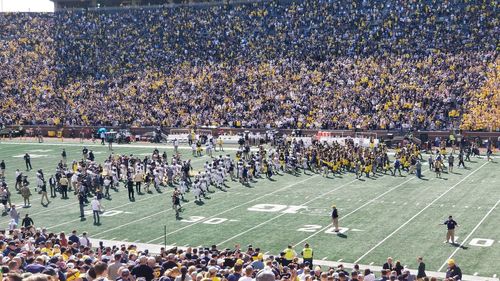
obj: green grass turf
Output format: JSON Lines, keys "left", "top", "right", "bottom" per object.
{"left": 0, "top": 139, "right": 499, "bottom": 278}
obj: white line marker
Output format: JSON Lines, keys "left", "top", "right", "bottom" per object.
{"left": 322, "top": 257, "right": 328, "bottom": 260}
{"left": 183, "top": 244, "right": 190, "bottom": 247}
{"left": 134, "top": 240, "right": 141, "bottom": 243}
{"left": 465, "top": 206, "right": 469, "bottom": 208}
{"left": 147, "top": 175, "right": 323, "bottom": 243}
{"left": 292, "top": 174, "right": 421, "bottom": 247}
{"left": 355, "top": 162, "right": 489, "bottom": 264}
{"left": 474, "top": 273, "right": 478, "bottom": 276}
{"left": 493, "top": 274, "right": 497, "bottom": 278}
{"left": 217, "top": 179, "right": 358, "bottom": 245}
{"left": 337, "top": 259, "right": 343, "bottom": 262}
{"left": 437, "top": 198, "right": 500, "bottom": 272}
{"left": 452, "top": 205, "right": 456, "bottom": 208}
{"left": 369, "top": 262, "right": 374, "bottom": 265}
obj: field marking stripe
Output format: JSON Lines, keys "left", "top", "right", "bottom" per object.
{"left": 214, "top": 178, "right": 358, "bottom": 245}
{"left": 92, "top": 192, "right": 233, "bottom": 238}
{"left": 96, "top": 174, "right": 320, "bottom": 240}
{"left": 145, "top": 174, "right": 322, "bottom": 243}
{"left": 437, "top": 198, "right": 500, "bottom": 272}
{"left": 354, "top": 161, "right": 489, "bottom": 263}
{"left": 292, "top": 172, "right": 420, "bottom": 247}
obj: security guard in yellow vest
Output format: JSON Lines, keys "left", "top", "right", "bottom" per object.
{"left": 283, "top": 244, "right": 296, "bottom": 266}
{"left": 301, "top": 243, "right": 313, "bottom": 268}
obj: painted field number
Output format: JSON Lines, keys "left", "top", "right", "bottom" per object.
{"left": 248, "top": 204, "right": 307, "bottom": 214}
{"left": 297, "top": 224, "right": 349, "bottom": 234}
{"left": 181, "top": 216, "right": 232, "bottom": 225}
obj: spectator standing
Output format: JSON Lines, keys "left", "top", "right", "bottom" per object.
{"left": 301, "top": 243, "right": 313, "bottom": 269}
{"left": 68, "top": 230, "right": 79, "bottom": 245}
{"left": 20, "top": 182, "right": 32, "bottom": 207}
{"left": 24, "top": 153, "right": 32, "bottom": 171}
{"left": 442, "top": 216, "right": 459, "bottom": 244}
{"left": 445, "top": 259, "right": 462, "bottom": 281}
{"left": 62, "top": 149, "right": 67, "bottom": 165}
{"left": 59, "top": 174, "right": 69, "bottom": 199}
{"left": 79, "top": 231, "right": 91, "bottom": 247}
{"left": 0, "top": 160, "right": 5, "bottom": 178}
{"left": 78, "top": 191, "right": 86, "bottom": 220}
{"left": 108, "top": 253, "right": 124, "bottom": 281}
{"left": 331, "top": 205, "right": 339, "bottom": 232}
{"left": 127, "top": 178, "right": 135, "bottom": 201}
{"left": 21, "top": 214, "right": 34, "bottom": 228}
{"left": 9, "top": 205, "right": 20, "bottom": 225}
{"left": 131, "top": 256, "right": 154, "bottom": 281}
{"left": 282, "top": 245, "right": 296, "bottom": 266}
{"left": 91, "top": 196, "right": 102, "bottom": 225}
{"left": 417, "top": 256, "right": 426, "bottom": 280}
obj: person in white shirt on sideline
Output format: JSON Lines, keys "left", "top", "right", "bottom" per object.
{"left": 91, "top": 196, "right": 103, "bottom": 225}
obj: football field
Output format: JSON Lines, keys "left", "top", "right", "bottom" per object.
{"left": 0, "top": 139, "right": 499, "bottom": 280}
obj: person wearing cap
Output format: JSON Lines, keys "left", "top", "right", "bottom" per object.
{"left": 331, "top": 205, "right": 339, "bottom": 232}
{"left": 256, "top": 269, "right": 275, "bottom": 281}
{"left": 20, "top": 182, "right": 32, "bottom": 207}
{"left": 117, "top": 268, "right": 133, "bottom": 281}
{"left": 59, "top": 174, "right": 69, "bottom": 199}
{"left": 251, "top": 253, "right": 265, "bottom": 270}
{"left": 445, "top": 259, "right": 462, "bottom": 281}
{"left": 24, "top": 153, "right": 32, "bottom": 171}
{"left": 300, "top": 243, "right": 313, "bottom": 269}
{"left": 282, "top": 245, "right": 296, "bottom": 267}
{"left": 441, "top": 215, "right": 459, "bottom": 244}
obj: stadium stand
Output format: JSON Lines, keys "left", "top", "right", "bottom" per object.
{"left": 0, "top": 227, "right": 466, "bottom": 281}
{"left": 0, "top": 0, "right": 498, "bottom": 131}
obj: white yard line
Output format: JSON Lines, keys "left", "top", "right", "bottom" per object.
{"left": 292, "top": 173, "right": 421, "bottom": 247}
{"left": 354, "top": 161, "right": 489, "bottom": 264}
{"left": 92, "top": 193, "right": 233, "bottom": 238}
{"left": 437, "top": 198, "right": 500, "bottom": 272}
{"left": 214, "top": 179, "right": 358, "bottom": 245}
{"left": 146, "top": 175, "right": 322, "bottom": 243}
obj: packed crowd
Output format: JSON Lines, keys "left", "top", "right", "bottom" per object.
{"left": 0, "top": 227, "right": 464, "bottom": 281}
{"left": 0, "top": 0, "right": 498, "bottom": 130}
